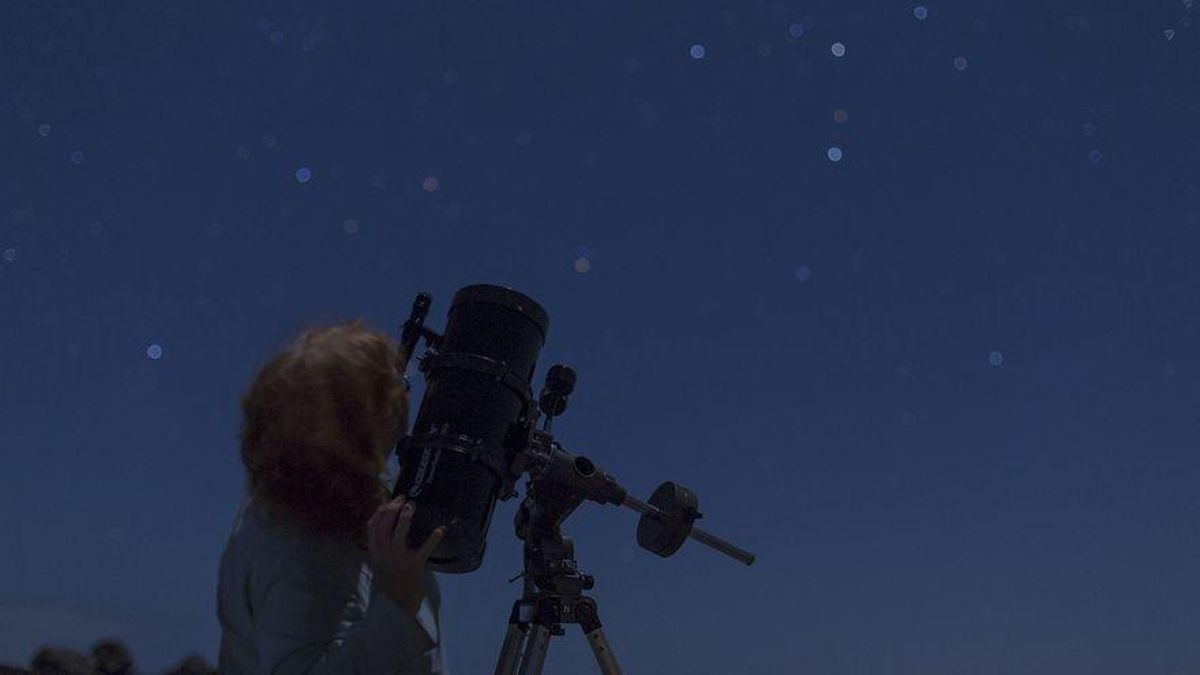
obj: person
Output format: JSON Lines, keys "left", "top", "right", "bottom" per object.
{"left": 217, "top": 320, "right": 449, "bottom": 674}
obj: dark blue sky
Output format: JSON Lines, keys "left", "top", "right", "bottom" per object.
{"left": 3, "top": 1, "right": 1199, "bottom": 672}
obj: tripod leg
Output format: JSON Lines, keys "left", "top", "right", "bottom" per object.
{"left": 517, "top": 624, "right": 553, "bottom": 675}
{"left": 494, "top": 604, "right": 530, "bottom": 675}
{"left": 583, "top": 628, "right": 622, "bottom": 675}
{"left": 578, "top": 598, "right": 622, "bottom": 675}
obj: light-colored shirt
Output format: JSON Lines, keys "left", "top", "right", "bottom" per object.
{"left": 216, "top": 496, "right": 448, "bottom": 674}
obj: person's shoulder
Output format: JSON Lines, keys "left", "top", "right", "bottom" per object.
{"left": 224, "top": 498, "right": 282, "bottom": 553}
{"left": 224, "top": 499, "right": 369, "bottom": 619}
{"left": 242, "top": 499, "right": 368, "bottom": 576}
{"left": 224, "top": 498, "right": 312, "bottom": 572}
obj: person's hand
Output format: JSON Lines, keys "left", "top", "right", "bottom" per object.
{"left": 367, "top": 496, "right": 445, "bottom": 614}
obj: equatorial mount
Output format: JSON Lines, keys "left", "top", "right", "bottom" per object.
{"left": 494, "top": 366, "right": 755, "bottom": 674}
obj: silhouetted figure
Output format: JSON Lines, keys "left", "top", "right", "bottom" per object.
{"left": 90, "top": 640, "right": 133, "bottom": 675}
{"left": 29, "top": 647, "right": 92, "bottom": 675}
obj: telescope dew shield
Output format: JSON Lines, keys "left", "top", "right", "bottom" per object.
{"left": 396, "top": 285, "right": 549, "bottom": 573}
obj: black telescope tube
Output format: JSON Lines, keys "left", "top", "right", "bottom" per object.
{"left": 395, "top": 285, "right": 549, "bottom": 573}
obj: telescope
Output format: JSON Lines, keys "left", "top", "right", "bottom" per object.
{"left": 391, "top": 284, "right": 755, "bottom": 674}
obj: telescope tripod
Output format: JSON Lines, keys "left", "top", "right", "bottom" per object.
{"left": 493, "top": 492, "right": 621, "bottom": 674}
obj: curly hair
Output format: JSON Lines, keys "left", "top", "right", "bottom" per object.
{"left": 239, "top": 319, "right": 408, "bottom": 537}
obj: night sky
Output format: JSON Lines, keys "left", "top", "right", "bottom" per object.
{"left": 3, "top": 1, "right": 1199, "bottom": 673}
